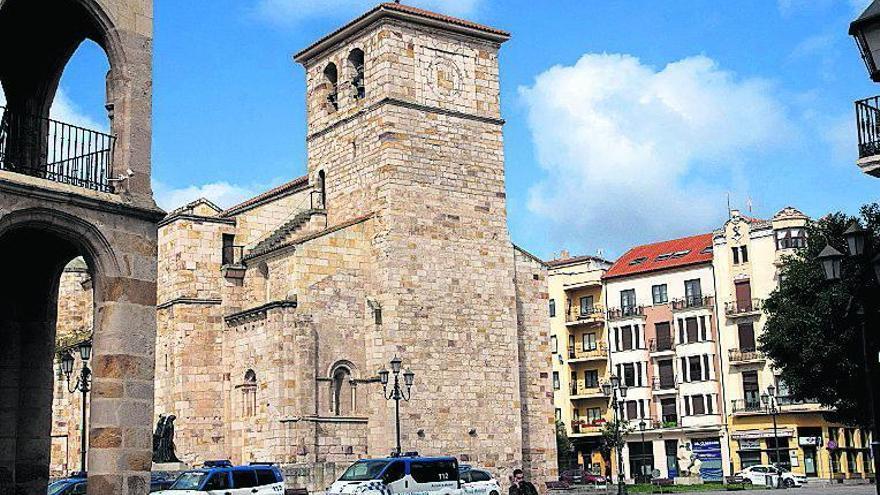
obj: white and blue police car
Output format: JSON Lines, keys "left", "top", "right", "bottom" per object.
{"left": 153, "top": 460, "right": 284, "bottom": 495}
{"left": 327, "top": 454, "right": 465, "bottom": 495}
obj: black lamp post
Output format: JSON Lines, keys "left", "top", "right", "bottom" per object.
{"left": 601, "top": 375, "right": 628, "bottom": 495}
{"left": 378, "top": 356, "right": 415, "bottom": 457}
{"left": 638, "top": 419, "right": 647, "bottom": 484}
{"left": 761, "top": 385, "right": 781, "bottom": 468}
{"left": 817, "top": 221, "right": 880, "bottom": 495}
{"left": 850, "top": 1, "right": 880, "bottom": 82}
{"left": 59, "top": 340, "right": 92, "bottom": 473}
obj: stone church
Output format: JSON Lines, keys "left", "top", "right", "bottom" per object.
{"left": 52, "top": 2, "right": 557, "bottom": 491}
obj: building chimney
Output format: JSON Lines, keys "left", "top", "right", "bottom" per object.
{"left": 560, "top": 249, "right": 570, "bottom": 260}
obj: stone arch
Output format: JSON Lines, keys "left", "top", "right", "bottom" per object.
{"left": 347, "top": 48, "right": 365, "bottom": 100}
{"left": 323, "top": 62, "right": 339, "bottom": 111}
{"left": 328, "top": 360, "right": 357, "bottom": 416}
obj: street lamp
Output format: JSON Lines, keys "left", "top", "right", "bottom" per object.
{"left": 378, "top": 356, "right": 414, "bottom": 457}
{"left": 603, "top": 376, "right": 628, "bottom": 495}
{"left": 59, "top": 340, "right": 93, "bottom": 473}
{"left": 638, "top": 420, "right": 647, "bottom": 484}
{"left": 818, "top": 229, "right": 880, "bottom": 495}
{"left": 761, "top": 386, "right": 781, "bottom": 469}
{"left": 850, "top": 1, "right": 880, "bottom": 82}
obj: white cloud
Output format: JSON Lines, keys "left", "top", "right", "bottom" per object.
{"left": 255, "top": 0, "right": 483, "bottom": 25}
{"left": 0, "top": 87, "right": 106, "bottom": 131}
{"left": 153, "top": 179, "right": 286, "bottom": 212}
{"left": 519, "top": 54, "right": 793, "bottom": 252}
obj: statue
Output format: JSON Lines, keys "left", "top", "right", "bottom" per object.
{"left": 676, "top": 443, "right": 703, "bottom": 479}
{"left": 152, "top": 414, "right": 181, "bottom": 463}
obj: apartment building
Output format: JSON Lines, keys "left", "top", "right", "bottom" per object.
{"left": 715, "top": 208, "right": 875, "bottom": 481}
{"left": 602, "top": 234, "right": 728, "bottom": 482}
{"left": 547, "top": 253, "right": 613, "bottom": 475}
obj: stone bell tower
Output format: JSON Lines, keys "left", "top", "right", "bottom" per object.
{"left": 295, "top": 2, "right": 555, "bottom": 483}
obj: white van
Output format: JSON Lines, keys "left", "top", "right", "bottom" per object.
{"left": 327, "top": 455, "right": 461, "bottom": 495}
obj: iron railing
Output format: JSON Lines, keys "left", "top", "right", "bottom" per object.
{"left": 856, "top": 95, "right": 880, "bottom": 158}
{"left": 565, "top": 305, "right": 605, "bottom": 324}
{"left": 725, "top": 299, "right": 763, "bottom": 316}
{"left": 671, "top": 294, "right": 715, "bottom": 311}
{"left": 651, "top": 377, "right": 677, "bottom": 391}
{"left": 570, "top": 382, "right": 604, "bottom": 397}
{"left": 567, "top": 342, "right": 608, "bottom": 361}
{"left": 0, "top": 106, "right": 115, "bottom": 192}
{"left": 222, "top": 245, "right": 245, "bottom": 266}
{"left": 730, "top": 396, "right": 808, "bottom": 413}
{"left": 649, "top": 337, "right": 675, "bottom": 353}
{"left": 728, "top": 348, "right": 764, "bottom": 363}
{"left": 607, "top": 305, "right": 645, "bottom": 320}
{"left": 653, "top": 415, "right": 680, "bottom": 429}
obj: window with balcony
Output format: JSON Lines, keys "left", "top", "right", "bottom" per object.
{"left": 585, "top": 369, "right": 599, "bottom": 389}
{"left": 620, "top": 289, "right": 636, "bottom": 314}
{"left": 222, "top": 234, "right": 236, "bottom": 265}
{"left": 689, "top": 356, "right": 703, "bottom": 381}
{"left": 625, "top": 400, "right": 638, "bottom": 420}
{"left": 549, "top": 299, "right": 556, "bottom": 317}
{"left": 553, "top": 371, "right": 560, "bottom": 390}
{"left": 658, "top": 360, "right": 675, "bottom": 388}
{"left": 652, "top": 284, "right": 668, "bottom": 304}
{"left": 654, "top": 322, "right": 673, "bottom": 350}
{"left": 586, "top": 407, "right": 601, "bottom": 422}
{"left": 692, "top": 395, "right": 705, "bottom": 415}
{"left": 620, "top": 325, "right": 633, "bottom": 351}
{"left": 579, "top": 295, "right": 594, "bottom": 315}
{"left": 661, "top": 398, "right": 677, "bottom": 424}
{"left": 776, "top": 228, "right": 807, "bottom": 250}
{"left": 738, "top": 323, "right": 756, "bottom": 352}
{"left": 622, "top": 363, "right": 636, "bottom": 387}
{"left": 582, "top": 332, "right": 597, "bottom": 351}
{"left": 684, "top": 279, "right": 702, "bottom": 305}
{"left": 743, "top": 371, "right": 760, "bottom": 407}
{"left": 570, "top": 371, "right": 578, "bottom": 394}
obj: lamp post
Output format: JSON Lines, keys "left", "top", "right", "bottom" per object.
{"left": 602, "top": 375, "right": 628, "bottom": 495}
{"left": 761, "top": 385, "right": 781, "bottom": 469}
{"left": 850, "top": 1, "right": 880, "bottom": 82}
{"left": 378, "top": 356, "right": 415, "bottom": 457}
{"left": 638, "top": 419, "right": 647, "bottom": 484}
{"left": 59, "top": 340, "right": 92, "bottom": 473}
{"left": 817, "top": 221, "right": 880, "bottom": 495}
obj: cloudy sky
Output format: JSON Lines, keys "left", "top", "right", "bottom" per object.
{"left": 5, "top": 0, "right": 877, "bottom": 259}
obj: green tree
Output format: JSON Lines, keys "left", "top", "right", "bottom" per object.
{"left": 556, "top": 419, "right": 575, "bottom": 471}
{"left": 600, "top": 417, "right": 632, "bottom": 457}
{"left": 760, "top": 203, "right": 880, "bottom": 428}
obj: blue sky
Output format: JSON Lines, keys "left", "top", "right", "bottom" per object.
{"left": 8, "top": 0, "right": 879, "bottom": 260}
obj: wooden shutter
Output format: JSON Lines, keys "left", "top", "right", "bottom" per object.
{"left": 738, "top": 323, "right": 756, "bottom": 351}
{"left": 735, "top": 280, "right": 752, "bottom": 311}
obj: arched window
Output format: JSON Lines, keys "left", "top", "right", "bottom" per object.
{"left": 348, "top": 49, "right": 365, "bottom": 100}
{"left": 317, "top": 170, "right": 326, "bottom": 209}
{"left": 323, "top": 63, "right": 338, "bottom": 111}
{"left": 331, "top": 364, "right": 353, "bottom": 416}
{"left": 242, "top": 369, "right": 257, "bottom": 417}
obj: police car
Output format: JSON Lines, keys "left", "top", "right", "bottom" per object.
{"left": 153, "top": 461, "right": 284, "bottom": 494}
{"left": 327, "top": 454, "right": 463, "bottom": 495}
{"left": 459, "top": 466, "right": 501, "bottom": 495}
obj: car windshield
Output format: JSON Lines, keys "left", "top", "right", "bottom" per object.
{"left": 48, "top": 481, "right": 74, "bottom": 495}
{"left": 168, "top": 471, "right": 209, "bottom": 490}
{"left": 339, "top": 460, "right": 391, "bottom": 481}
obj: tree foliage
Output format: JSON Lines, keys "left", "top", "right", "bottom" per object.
{"left": 601, "top": 417, "right": 632, "bottom": 453}
{"left": 760, "top": 203, "right": 880, "bottom": 428}
{"left": 556, "top": 419, "right": 575, "bottom": 470}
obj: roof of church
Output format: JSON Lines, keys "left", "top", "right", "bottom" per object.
{"left": 603, "top": 233, "right": 714, "bottom": 280}
{"left": 294, "top": 2, "right": 510, "bottom": 64}
{"left": 220, "top": 175, "right": 309, "bottom": 217}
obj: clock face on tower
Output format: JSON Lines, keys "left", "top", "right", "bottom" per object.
{"left": 426, "top": 56, "right": 463, "bottom": 99}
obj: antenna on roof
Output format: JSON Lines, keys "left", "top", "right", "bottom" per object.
{"left": 747, "top": 196, "right": 753, "bottom": 214}
{"left": 726, "top": 192, "right": 732, "bottom": 219}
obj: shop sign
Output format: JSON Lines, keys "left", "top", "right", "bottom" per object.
{"left": 798, "top": 436, "right": 822, "bottom": 446}
{"left": 739, "top": 438, "right": 761, "bottom": 450}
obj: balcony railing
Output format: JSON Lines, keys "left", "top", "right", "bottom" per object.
{"left": 671, "top": 295, "right": 714, "bottom": 311}
{"left": 651, "top": 377, "right": 677, "bottom": 391}
{"left": 571, "top": 418, "right": 607, "bottom": 434}
{"left": 730, "top": 396, "right": 808, "bottom": 413}
{"left": 222, "top": 245, "right": 245, "bottom": 266}
{"left": 570, "top": 382, "right": 604, "bottom": 397}
{"left": 565, "top": 305, "right": 605, "bottom": 324}
{"left": 568, "top": 342, "right": 608, "bottom": 361}
{"left": 856, "top": 96, "right": 880, "bottom": 159}
{"left": 652, "top": 415, "right": 680, "bottom": 429}
{"left": 725, "top": 299, "right": 763, "bottom": 316}
{"left": 649, "top": 337, "right": 675, "bottom": 353}
{"left": 607, "top": 305, "right": 645, "bottom": 320}
{"left": 0, "top": 106, "right": 116, "bottom": 192}
{"left": 728, "top": 348, "right": 764, "bottom": 363}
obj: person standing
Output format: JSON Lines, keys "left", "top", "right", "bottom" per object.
{"left": 509, "top": 469, "right": 538, "bottom": 495}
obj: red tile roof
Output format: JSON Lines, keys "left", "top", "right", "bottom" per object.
{"left": 221, "top": 175, "right": 309, "bottom": 217}
{"left": 603, "top": 233, "right": 714, "bottom": 280}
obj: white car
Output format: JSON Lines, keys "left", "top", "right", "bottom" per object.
{"left": 153, "top": 461, "right": 285, "bottom": 494}
{"left": 327, "top": 455, "right": 461, "bottom": 495}
{"left": 460, "top": 469, "right": 501, "bottom": 495}
{"left": 737, "top": 465, "right": 807, "bottom": 488}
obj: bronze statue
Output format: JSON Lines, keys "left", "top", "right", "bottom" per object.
{"left": 152, "top": 414, "right": 181, "bottom": 463}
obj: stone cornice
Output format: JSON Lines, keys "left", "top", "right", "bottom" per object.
{"left": 307, "top": 97, "right": 504, "bottom": 142}
{"left": 224, "top": 300, "right": 298, "bottom": 326}
{"left": 280, "top": 415, "right": 369, "bottom": 424}
{"left": 158, "top": 213, "right": 236, "bottom": 228}
{"left": 157, "top": 297, "right": 223, "bottom": 310}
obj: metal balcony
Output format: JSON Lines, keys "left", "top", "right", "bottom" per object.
{"left": 730, "top": 396, "right": 809, "bottom": 414}
{"left": 671, "top": 295, "right": 714, "bottom": 311}
{"left": 565, "top": 305, "right": 605, "bottom": 325}
{"left": 0, "top": 106, "right": 115, "bottom": 192}
{"left": 567, "top": 342, "right": 608, "bottom": 362}
{"left": 728, "top": 348, "right": 764, "bottom": 364}
{"left": 649, "top": 337, "right": 675, "bottom": 353}
{"left": 724, "top": 299, "right": 763, "bottom": 317}
{"left": 607, "top": 305, "right": 645, "bottom": 321}
{"left": 855, "top": 95, "right": 880, "bottom": 176}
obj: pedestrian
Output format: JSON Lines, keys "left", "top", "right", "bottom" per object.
{"left": 509, "top": 469, "right": 538, "bottom": 495}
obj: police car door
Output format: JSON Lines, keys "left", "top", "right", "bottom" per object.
{"left": 231, "top": 469, "right": 260, "bottom": 495}
{"left": 410, "top": 460, "right": 459, "bottom": 494}
{"left": 381, "top": 460, "right": 407, "bottom": 493}
{"left": 254, "top": 468, "right": 284, "bottom": 494}
{"left": 203, "top": 471, "right": 233, "bottom": 495}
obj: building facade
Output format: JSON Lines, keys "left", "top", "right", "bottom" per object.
{"left": 546, "top": 254, "right": 612, "bottom": 476}
{"left": 44, "top": 3, "right": 555, "bottom": 492}
{"left": 602, "top": 235, "right": 728, "bottom": 482}
{"left": 715, "top": 208, "right": 875, "bottom": 481}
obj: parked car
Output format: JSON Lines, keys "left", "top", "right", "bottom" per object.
{"left": 48, "top": 472, "right": 180, "bottom": 494}
{"left": 153, "top": 460, "right": 284, "bottom": 494}
{"left": 327, "top": 453, "right": 460, "bottom": 495}
{"left": 459, "top": 467, "right": 501, "bottom": 495}
{"left": 736, "top": 464, "right": 807, "bottom": 488}
{"left": 559, "top": 469, "right": 607, "bottom": 486}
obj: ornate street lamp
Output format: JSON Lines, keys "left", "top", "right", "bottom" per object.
{"left": 761, "top": 386, "right": 781, "bottom": 469}
{"left": 59, "top": 341, "right": 93, "bottom": 473}
{"left": 845, "top": 221, "right": 869, "bottom": 257}
{"left": 818, "top": 245, "right": 844, "bottom": 281}
{"left": 850, "top": 1, "right": 880, "bottom": 82}
{"left": 604, "top": 375, "right": 629, "bottom": 495}
{"left": 378, "top": 356, "right": 414, "bottom": 457}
